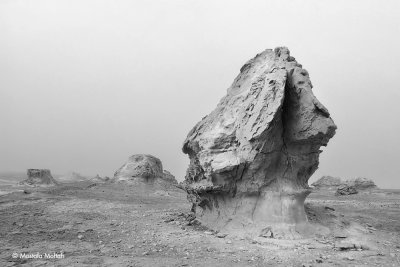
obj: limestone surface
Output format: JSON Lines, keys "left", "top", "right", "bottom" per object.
{"left": 182, "top": 47, "right": 337, "bottom": 238}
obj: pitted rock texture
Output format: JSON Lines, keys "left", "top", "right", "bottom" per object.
{"left": 20, "top": 169, "right": 58, "bottom": 186}
{"left": 182, "top": 47, "right": 336, "bottom": 238}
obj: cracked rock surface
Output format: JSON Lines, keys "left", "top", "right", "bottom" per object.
{"left": 182, "top": 47, "right": 336, "bottom": 238}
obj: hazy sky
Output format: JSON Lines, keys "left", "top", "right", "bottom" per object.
{"left": 1, "top": 0, "right": 399, "bottom": 188}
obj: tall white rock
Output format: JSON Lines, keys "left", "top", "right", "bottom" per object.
{"left": 182, "top": 47, "right": 336, "bottom": 238}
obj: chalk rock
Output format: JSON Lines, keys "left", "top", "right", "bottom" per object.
{"left": 312, "top": 176, "right": 342, "bottom": 189}
{"left": 182, "top": 47, "right": 336, "bottom": 238}
{"left": 20, "top": 169, "right": 58, "bottom": 186}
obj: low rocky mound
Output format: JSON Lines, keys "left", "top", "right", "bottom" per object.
{"left": 344, "top": 177, "right": 377, "bottom": 190}
{"left": 113, "top": 154, "right": 177, "bottom": 184}
{"left": 312, "top": 176, "right": 377, "bottom": 193}
{"left": 312, "top": 176, "right": 342, "bottom": 189}
{"left": 20, "top": 169, "right": 58, "bottom": 186}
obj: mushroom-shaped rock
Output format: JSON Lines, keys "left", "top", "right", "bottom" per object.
{"left": 182, "top": 47, "right": 336, "bottom": 238}
{"left": 20, "top": 169, "right": 58, "bottom": 186}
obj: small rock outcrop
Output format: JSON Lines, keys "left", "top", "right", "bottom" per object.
{"left": 336, "top": 185, "right": 358, "bottom": 196}
{"left": 312, "top": 176, "right": 342, "bottom": 189}
{"left": 113, "top": 154, "right": 176, "bottom": 184}
{"left": 20, "top": 169, "right": 58, "bottom": 186}
{"left": 182, "top": 47, "right": 337, "bottom": 238}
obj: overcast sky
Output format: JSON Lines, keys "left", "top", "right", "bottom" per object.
{"left": 1, "top": 0, "right": 399, "bottom": 188}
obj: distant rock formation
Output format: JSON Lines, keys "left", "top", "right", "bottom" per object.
{"left": 344, "top": 177, "right": 377, "bottom": 190}
{"left": 57, "top": 172, "right": 88, "bottom": 182}
{"left": 20, "top": 169, "right": 58, "bottom": 186}
{"left": 312, "top": 176, "right": 342, "bottom": 189}
{"left": 113, "top": 154, "right": 177, "bottom": 184}
{"left": 312, "top": 176, "right": 377, "bottom": 192}
{"left": 182, "top": 47, "right": 336, "bottom": 238}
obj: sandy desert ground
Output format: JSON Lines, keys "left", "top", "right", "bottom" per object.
{"left": 0, "top": 177, "right": 399, "bottom": 267}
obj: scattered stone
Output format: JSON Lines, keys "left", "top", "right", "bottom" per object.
{"left": 259, "top": 227, "right": 274, "bottom": 238}
{"left": 204, "top": 231, "right": 213, "bottom": 235}
{"left": 78, "top": 234, "right": 84, "bottom": 240}
{"left": 324, "top": 206, "right": 335, "bottom": 211}
{"left": 335, "top": 241, "right": 354, "bottom": 250}
{"left": 216, "top": 233, "right": 228, "bottom": 238}
{"left": 23, "top": 189, "right": 32, "bottom": 194}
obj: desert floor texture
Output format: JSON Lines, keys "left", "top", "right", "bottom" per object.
{"left": 0, "top": 180, "right": 399, "bottom": 267}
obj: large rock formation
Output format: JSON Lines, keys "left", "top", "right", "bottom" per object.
{"left": 20, "top": 169, "right": 58, "bottom": 186}
{"left": 113, "top": 154, "right": 177, "bottom": 184}
{"left": 182, "top": 47, "right": 336, "bottom": 238}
